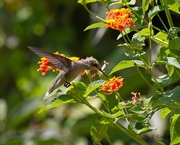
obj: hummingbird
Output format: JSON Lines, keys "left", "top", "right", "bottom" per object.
{"left": 29, "top": 47, "right": 108, "bottom": 96}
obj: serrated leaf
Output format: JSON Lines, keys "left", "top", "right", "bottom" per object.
{"left": 84, "top": 22, "right": 106, "bottom": 31}
{"left": 39, "top": 95, "right": 74, "bottom": 113}
{"left": 84, "top": 80, "right": 105, "bottom": 97}
{"left": 148, "top": 5, "right": 168, "bottom": 20}
{"left": 170, "top": 114, "right": 180, "bottom": 144}
{"left": 110, "top": 60, "right": 144, "bottom": 75}
{"left": 152, "top": 86, "right": 180, "bottom": 108}
{"left": 160, "top": 107, "right": 171, "bottom": 120}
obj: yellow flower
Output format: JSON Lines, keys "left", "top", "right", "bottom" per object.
{"left": 105, "top": 8, "right": 135, "bottom": 31}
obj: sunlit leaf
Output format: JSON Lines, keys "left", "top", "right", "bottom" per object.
{"left": 110, "top": 60, "right": 144, "bottom": 75}
{"left": 138, "top": 28, "right": 154, "bottom": 37}
{"left": 84, "top": 80, "right": 106, "bottom": 97}
{"left": 168, "top": 1, "right": 180, "bottom": 14}
{"left": 78, "top": 0, "right": 99, "bottom": 5}
{"left": 84, "top": 22, "right": 106, "bottom": 31}
{"left": 152, "top": 32, "right": 169, "bottom": 47}
{"left": 160, "top": 107, "right": 171, "bottom": 120}
{"left": 39, "top": 95, "right": 74, "bottom": 113}
{"left": 142, "top": 0, "right": 150, "bottom": 14}
{"left": 170, "top": 114, "right": 180, "bottom": 144}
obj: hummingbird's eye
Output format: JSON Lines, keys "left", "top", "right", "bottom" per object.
{"left": 92, "top": 63, "right": 98, "bottom": 67}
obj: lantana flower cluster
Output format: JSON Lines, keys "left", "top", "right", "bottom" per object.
{"left": 100, "top": 76, "right": 124, "bottom": 95}
{"left": 105, "top": 8, "right": 135, "bottom": 31}
{"left": 37, "top": 52, "right": 79, "bottom": 76}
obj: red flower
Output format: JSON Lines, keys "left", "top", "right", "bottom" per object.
{"left": 37, "top": 57, "right": 52, "bottom": 76}
{"left": 100, "top": 76, "right": 124, "bottom": 95}
{"left": 105, "top": 8, "right": 135, "bottom": 31}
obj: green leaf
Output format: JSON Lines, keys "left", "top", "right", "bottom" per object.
{"left": 168, "top": 38, "right": 180, "bottom": 51}
{"left": 170, "top": 114, "right": 180, "bottom": 144}
{"left": 156, "top": 74, "right": 174, "bottom": 88}
{"left": 134, "top": 122, "right": 154, "bottom": 134}
{"left": 129, "top": 114, "right": 145, "bottom": 122}
{"left": 110, "top": 60, "right": 144, "bottom": 75}
{"left": 155, "top": 141, "right": 165, "bottom": 145}
{"left": 168, "top": 0, "right": 180, "bottom": 14}
{"left": 156, "top": 57, "right": 180, "bottom": 69}
{"left": 160, "top": 107, "right": 171, "bottom": 120}
{"left": 152, "top": 86, "right": 180, "bottom": 108}
{"left": 84, "top": 80, "right": 105, "bottom": 97}
{"left": 148, "top": 5, "right": 168, "bottom": 20}
{"left": 131, "top": 33, "right": 146, "bottom": 49}
{"left": 39, "top": 95, "right": 74, "bottom": 113}
{"left": 84, "top": 22, "right": 106, "bottom": 31}
{"left": 138, "top": 28, "right": 154, "bottom": 37}
{"left": 142, "top": 0, "right": 150, "bottom": 14}
{"left": 128, "top": 0, "right": 136, "bottom": 5}
{"left": 78, "top": 0, "right": 99, "bottom": 5}
{"left": 129, "top": 104, "right": 147, "bottom": 114}
{"left": 101, "top": 110, "right": 123, "bottom": 119}
{"left": 157, "top": 47, "right": 171, "bottom": 60}
{"left": 152, "top": 32, "right": 169, "bottom": 48}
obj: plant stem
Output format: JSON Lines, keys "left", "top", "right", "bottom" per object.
{"left": 79, "top": 95, "right": 147, "bottom": 145}
{"left": 111, "top": 120, "right": 148, "bottom": 145}
{"left": 161, "top": 0, "right": 174, "bottom": 28}
{"left": 138, "top": 57, "right": 163, "bottom": 92}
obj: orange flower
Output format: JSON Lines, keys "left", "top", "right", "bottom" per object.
{"left": 37, "top": 52, "right": 79, "bottom": 76}
{"left": 105, "top": 8, "right": 135, "bottom": 31}
{"left": 100, "top": 76, "right": 124, "bottom": 95}
{"left": 37, "top": 57, "right": 52, "bottom": 76}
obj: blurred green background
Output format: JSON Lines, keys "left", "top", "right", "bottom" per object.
{"left": 0, "top": 0, "right": 166, "bottom": 145}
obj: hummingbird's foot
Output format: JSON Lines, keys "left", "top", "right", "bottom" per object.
{"left": 64, "top": 82, "right": 71, "bottom": 88}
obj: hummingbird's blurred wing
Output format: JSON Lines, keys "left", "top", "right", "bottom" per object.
{"left": 29, "top": 47, "right": 72, "bottom": 72}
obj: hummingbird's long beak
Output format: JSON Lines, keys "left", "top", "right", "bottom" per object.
{"left": 99, "top": 69, "right": 109, "bottom": 78}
